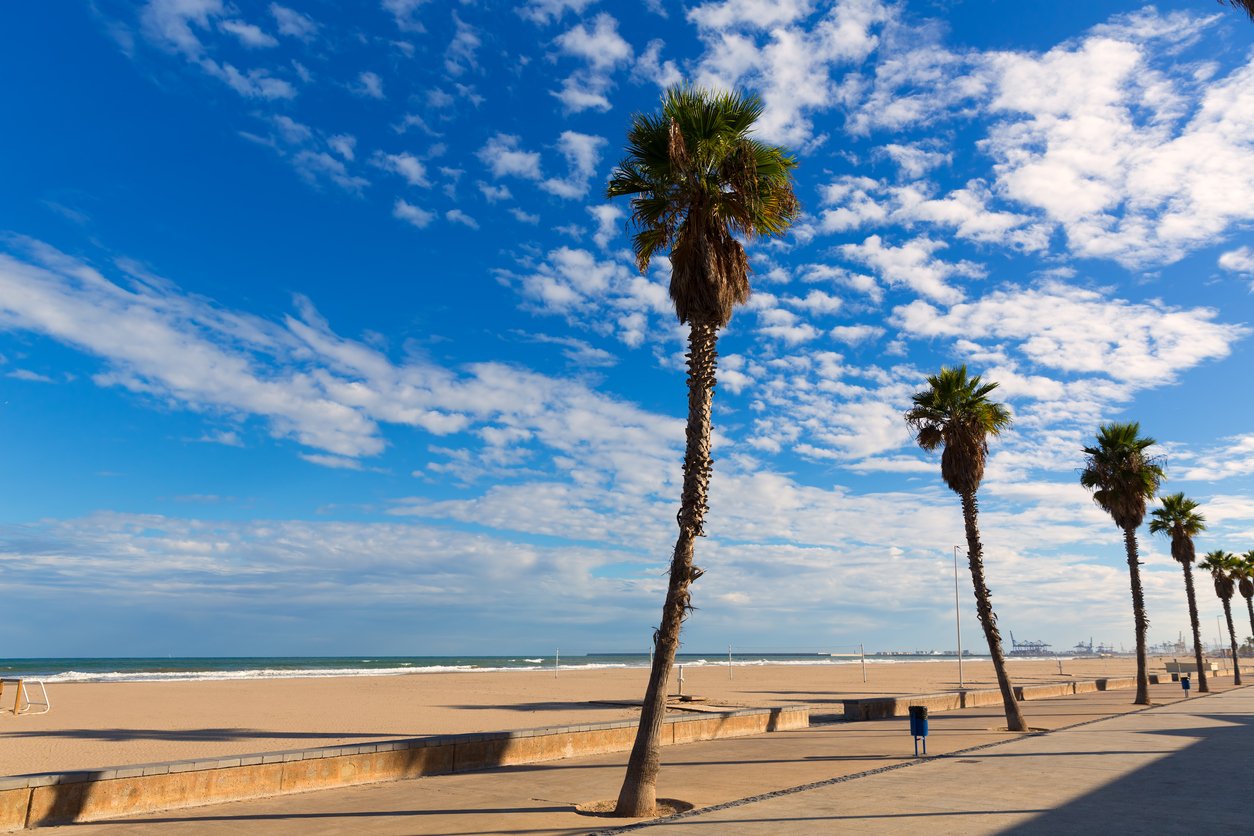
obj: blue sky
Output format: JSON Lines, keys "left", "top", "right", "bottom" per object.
{"left": 2, "top": 0, "right": 1253, "bottom": 657}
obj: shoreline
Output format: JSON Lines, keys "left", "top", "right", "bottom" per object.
{"left": 0, "top": 656, "right": 1201, "bottom": 777}
{"left": 3, "top": 653, "right": 1128, "bottom": 684}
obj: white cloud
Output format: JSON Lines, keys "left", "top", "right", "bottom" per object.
{"left": 353, "top": 71, "right": 385, "bottom": 99}
{"left": 839, "top": 235, "right": 978, "bottom": 304}
{"left": 517, "top": 0, "right": 598, "bottom": 25}
{"left": 818, "top": 176, "right": 1048, "bottom": 251}
{"left": 880, "top": 143, "right": 950, "bottom": 178}
{"left": 1219, "top": 246, "right": 1254, "bottom": 279}
{"left": 588, "top": 204, "right": 623, "bottom": 250}
{"left": 510, "top": 208, "right": 540, "bottom": 224}
{"left": 782, "top": 289, "right": 843, "bottom": 315}
{"left": 892, "top": 281, "right": 1246, "bottom": 384}
{"left": 219, "top": 19, "right": 277, "bottom": 48}
{"left": 446, "top": 208, "right": 480, "bottom": 229}
{"left": 382, "top": 0, "right": 427, "bottom": 32}
{"left": 373, "top": 151, "right": 430, "bottom": 187}
{"left": 270, "top": 4, "right": 318, "bottom": 41}
{"left": 478, "top": 182, "right": 512, "bottom": 202}
{"left": 292, "top": 150, "right": 368, "bottom": 192}
{"left": 551, "top": 14, "right": 632, "bottom": 113}
{"left": 138, "top": 0, "right": 296, "bottom": 99}
{"left": 393, "top": 199, "right": 434, "bottom": 228}
{"left": 980, "top": 14, "right": 1254, "bottom": 267}
{"left": 689, "top": 0, "right": 889, "bottom": 147}
{"left": 6, "top": 369, "right": 55, "bottom": 383}
{"left": 327, "top": 134, "right": 356, "bottom": 161}
{"left": 829, "top": 324, "right": 883, "bottom": 345}
{"left": 140, "top": 0, "right": 222, "bottom": 58}
{"left": 687, "top": 0, "right": 814, "bottom": 30}
{"left": 477, "top": 134, "right": 543, "bottom": 180}
{"left": 444, "top": 14, "right": 481, "bottom": 76}
{"left": 541, "top": 131, "right": 606, "bottom": 199}
{"left": 555, "top": 13, "right": 631, "bottom": 71}
{"left": 633, "top": 40, "right": 682, "bottom": 88}
{"left": 1178, "top": 435, "right": 1254, "bottom": 482}
{"left": 300, "top": 453, "right": 365, "bottom": 470}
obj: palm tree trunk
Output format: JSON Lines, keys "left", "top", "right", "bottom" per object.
{"left": 1222, "top": 599, "right": 1242, "bottom": 686}
{"left": 1245, "top": 596, "right": 1254, "bottom": 660}
{"left": 615, "top": 318, "right": 718, "bottom": 818}
{"left": 1122, "top": 527, "right": 1151, "bottom": 705}
{"left": 959, "top": 491, "right": 1026, "bottom": 732}
{"left": 1182, "top": 561, "right": 1208, "bottom": 693}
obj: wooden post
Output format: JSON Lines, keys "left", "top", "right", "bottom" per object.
{"left": 12, "top": 680, "right": 23, "bottom": 715}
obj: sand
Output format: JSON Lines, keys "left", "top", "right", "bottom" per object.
{"left": 0, "top": 656, "right": 1178, "bottom": 776}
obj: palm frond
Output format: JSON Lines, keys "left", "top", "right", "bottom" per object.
{"left": 1078, "top": 422, "right": 1164, "bottom": 530}
{"left": 605, "top": 84, "right": 799, "bottom": 326}
{"left": 1148, "top": 493, "right": 1205, "bottom": 565}
{"left": 1200, "top": 550, "right": 1238, "bottom": 600}
{"left": 904, "top": 365, "right": 1011, "bottom": 496}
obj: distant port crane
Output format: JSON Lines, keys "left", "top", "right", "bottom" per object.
{"left": 1008, "top": 630, "right": 1053, "bottom": 656}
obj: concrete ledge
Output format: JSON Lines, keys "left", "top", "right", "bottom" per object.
{"left": 1097, "top": 677, "right": 1137, "bottom": 691}
{"left": 844, "top": 679, "right": 1134, "bottom": 722}
{"left": 960, "top": 689, "right": 1005, "bottom": 708}
{"left": 0, "top": 705, "right": 809, "bottom": 831}
{"left": 843, "top": 692, "right": 962, "bottom": 721}
{"left": 1014, "top": 683, "right": 1076, "bottom": 701}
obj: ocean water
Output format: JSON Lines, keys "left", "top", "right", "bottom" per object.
{"left": 0, "top": 652, "right": 1005, "bottom": 684}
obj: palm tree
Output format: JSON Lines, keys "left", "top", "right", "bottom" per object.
{"left": 1148, "top": 494, "right": 1210, "bottom": 693}
{"left": 606, "top": 85, "right": 799, "bottom": 817}
{"left": 1235, "top": 552, "right": 1254, "bottom": 651}
{"left": 1079, "top": 423, "right": 1164, "bottom": 705}
{"left": 1199, "top": 551, "right": 1242, "bottom": 685}
{"left": 905, "top": 366, "right": 1026, "bottom": 732}
{"left": 1221, "top": 1, "right": 1254, "bottom": 21}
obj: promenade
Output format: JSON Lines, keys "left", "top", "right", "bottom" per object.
{"left": 628, "top": 685, "right": 1253, "bottom": 834}
{"left": 34, "top": 681, "right": 1247, "bottom": 835}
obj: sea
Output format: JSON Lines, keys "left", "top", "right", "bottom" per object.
{"left": 0, "top": 652, "right": 1004, "bottom": 684}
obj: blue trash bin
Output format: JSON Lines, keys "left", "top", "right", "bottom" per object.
{"left": 908, "top": 705, "right": 929, "bottom": 755}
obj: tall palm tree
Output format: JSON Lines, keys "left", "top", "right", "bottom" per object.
{"left": 905, "top": 365, "right": 1026, "bottom": 732}
{"left": 1235, "top": 552, "right": 1254, "bottom": 651}
{"left": 606, "top": 85, "right": 799, "bottom": 817}
{"left": 1079, "top": 423, "right": 1164, "bottom": 705}
{"left": 1199, "top": 551, "right": 1242, "bottom": 685}
{"left": 1221, "top": 1, "right": 1254, "bottom": 21}
{"left": 1148, "top": 494, "right": 1210, "bottom": 693}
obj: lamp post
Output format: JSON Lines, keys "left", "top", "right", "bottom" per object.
{"left": 953, "top": 545, "right": 964, "bottom": 688}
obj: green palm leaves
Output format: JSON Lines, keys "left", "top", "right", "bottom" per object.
{"left": 1148, "top": 493, "right": 1205, "bottom": 566}
{"left": 1239, "top": 553, "right": 1254, "bottom": 601}
{"left": 606, "top": 85, "right": 799, "bottom": 327}
{"left": 1080, "top": 422, "right": 1164, "bottom": 530}
{"left": 905, "top": 365, "right": 1011, "bottom": 496}
{"left": 1200, "top": 550, "right": 1239, "bottom": 601}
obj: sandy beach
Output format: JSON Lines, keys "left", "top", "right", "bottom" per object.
{"left": 0, "top": 656, "right": 1191, "bottom": 777}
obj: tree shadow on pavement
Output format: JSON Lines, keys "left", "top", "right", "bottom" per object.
{"left": 1003, "top": 710, "right": 1254, "bottom": 834}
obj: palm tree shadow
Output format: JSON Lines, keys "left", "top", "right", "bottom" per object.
{"left": 1003, "top": 712, "right": 1254, "bottom": 833}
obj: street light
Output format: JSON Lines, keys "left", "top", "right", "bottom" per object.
{"left": 953, "top": 545, "right": 964, "bottom": 688}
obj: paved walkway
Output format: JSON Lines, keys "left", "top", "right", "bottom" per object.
{"left": 39, "top": 682, "right": 1247, "bottom": 835}
{"left": 626, "top": 686, "right": 1254, "bottom": 835}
